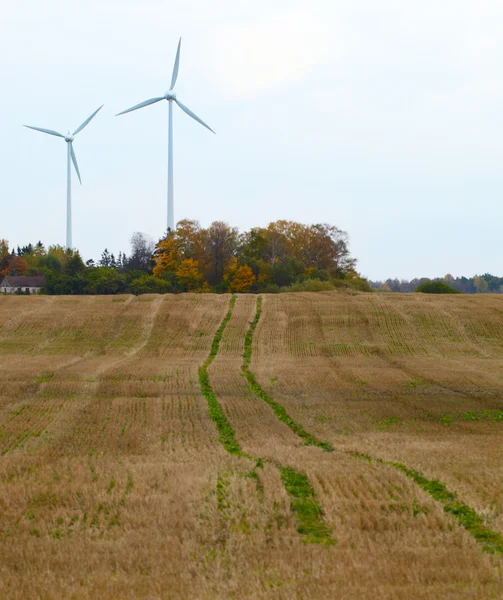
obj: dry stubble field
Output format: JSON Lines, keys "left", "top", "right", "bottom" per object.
{"left": 0, "top": 291, "right": 502, "bottom": 599}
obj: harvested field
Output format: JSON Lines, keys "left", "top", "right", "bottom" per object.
{"left": 0, "top": 292, "right": 502, "bottom": 599}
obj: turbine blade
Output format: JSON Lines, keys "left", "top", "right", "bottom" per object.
{"left": 169, "top": 38, "right": 181, "bottom": 90}
{"left": 70, "top": 143, "right": 82, "bottom": 185}
{"left": 115, "top": 97, "right": 164, "bottom": 116}
{"left": 175, "top": 99, "right": 215, "bottom": 134}
{"left": 23, "top": 125, "right": 64, "bottom": 138}
{"left": 73, "top": 104, "right": 104, "bottom": 135}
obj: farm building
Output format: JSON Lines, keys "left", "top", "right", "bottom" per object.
{"left": 0, "top": 276, "right": 45, "bottom": 294}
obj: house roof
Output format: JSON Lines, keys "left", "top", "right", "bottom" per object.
{"left": 0, "top": 276, "right": 45, "bottom": 287}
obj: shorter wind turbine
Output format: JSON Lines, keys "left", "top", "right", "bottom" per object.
{"left": 116, "top": 38, "right": 214, "bottom": 233}
{"left": 24, "top": 105, "right": 103, "bottom": 249}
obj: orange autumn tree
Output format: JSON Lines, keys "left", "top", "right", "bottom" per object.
{"left": 153, "top": 235, "right": 179, "bottom": 277}
{"left": 224, "top": 257, "right": 256, "bottom": 293}
{"left": 229, "top": 265, "right": 256, "bottom": 293}
{"left": 2, "top": 256, "right": 28, "bottom": 277}
{"left": 151, "top": 218, "right": 360, "bottom": 292}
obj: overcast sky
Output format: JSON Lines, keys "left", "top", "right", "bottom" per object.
{"left": 1, "top": 0, "right": 502, "bottom": 280}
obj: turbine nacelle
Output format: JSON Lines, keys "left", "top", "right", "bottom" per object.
{"left": 164, "top": 91, "right": 177, "bottom": 101}
{"left": 65, "top": 134, "right": 75, "bottom": 143}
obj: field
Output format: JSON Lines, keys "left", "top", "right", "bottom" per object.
{"left": 0, "top": 291, "right": 502, "bottom": 599}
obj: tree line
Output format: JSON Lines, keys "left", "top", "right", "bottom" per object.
{"left": 1, "top": 220, "right": 371, "bottom": 294}
{"left": 370, "top": 273, "right": 503, "bottom": 294}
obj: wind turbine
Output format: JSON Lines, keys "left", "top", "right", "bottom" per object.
{"left": 116, "top": 38, "right": 215, "bottom": 233}
{"left": 24, "top": 105, "right": 103, "bottom": 249}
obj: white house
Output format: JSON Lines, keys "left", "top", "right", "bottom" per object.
{"left": 0, "top": 276, "right": 45, "bottom": 294}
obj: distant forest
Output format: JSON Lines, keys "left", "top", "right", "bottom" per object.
{"left": 1, "top": 220, "right": 371, "bottom": 295}
{"left": 369, "top": 274, "right": 503, "bottom": 294}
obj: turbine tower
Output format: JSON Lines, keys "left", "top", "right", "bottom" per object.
{"left": 116, "top": 38, "right": 215, "bottom": 233}
{"left": 24, "top": 105, "right": 103, "bottom": 249}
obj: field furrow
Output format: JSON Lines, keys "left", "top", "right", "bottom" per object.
{"left": 207, "top": 295, "right": 502, "bottom": 593}
{"left": 1, "top": 292, "right": 502, "bottom": 599}
{"left": 251, "top": 293, "right": 503, "bottom": 539}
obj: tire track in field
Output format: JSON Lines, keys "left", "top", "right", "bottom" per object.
{"left": 44, "top": 295, "right": 165, "bottom": 449}
{"left": 0, "top": 296, "right": 135, "bottom": 454}
{"left": 243, "top": 294, "right": 503, "bottom": 556}
{"left": 0, "top": 295, "right": 56, "bottom": 337}
{"left": 9, "top": 296, "right": 164, "bottom": 455}
{"left": 199, "top": 295, "right": 334, "bottom": 545}
{"left": 366, "top": 295, "right": 502, "bottom": 396}
{"left": 2, "top": 295, "right": 136, "bottom": 404}
{"left": 377, "top": 350, "right": 502, "bottom": 401}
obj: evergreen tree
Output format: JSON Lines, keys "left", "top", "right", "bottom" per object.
{"left": 99, "top": 248, "right": 112, "bottom": 267}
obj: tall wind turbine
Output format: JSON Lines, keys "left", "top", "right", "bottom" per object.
{"left": 24, "top": 105, "right": 103, "bottom": 249}
{"left": 116, "top": 38, "right": 215, "bottom": 233}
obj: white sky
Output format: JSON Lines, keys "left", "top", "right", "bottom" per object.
{"left": 1, "top": 0, "right": 502, "bottom": 280}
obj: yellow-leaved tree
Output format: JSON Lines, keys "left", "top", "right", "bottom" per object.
{"left": 176, "top": 258, "right": 203, "bottom": 291}
{"left": 153, "top": 220, "right": 205, "bottom": 279}
{"left": 153, "top": 236, "right": 179, "bottom": 277}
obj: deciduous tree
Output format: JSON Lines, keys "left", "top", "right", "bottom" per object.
{"left": 229, "top": 265, "right": 256, "bottom": 293}
{"left": 176, "top": 258, "right": 203, "bottom": 291}
{"left": 3, "top": 256, "right": 28, "bottom": 276}
{"left": 125, "top": 232, "right": 155, "bottom": 273}
{"left": 201, "top": 221, "right": 238, "bottom": 285}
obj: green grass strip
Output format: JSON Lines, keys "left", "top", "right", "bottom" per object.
{"left": 241, "top": 296, "right": 501, "bottom": 555}
{"left": 440, "top": 409, "right": 503, "bottom": 424}
{"left": 280, "top": 467, "right": 334, "bottom": 545}
{"left": 352, "top": 449, "right": 503, "bottom": 555}
{"left": 391, "top": 462, "right": 503, "bottom": 555}
{"left": 199, "top": 295, "right": 334, "bottom": 545}
{"left": 198, "top": 295, "right": 245, "bottom": 457}
{"left": 243, "top": 296, "right": 333, "bottom": 452}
